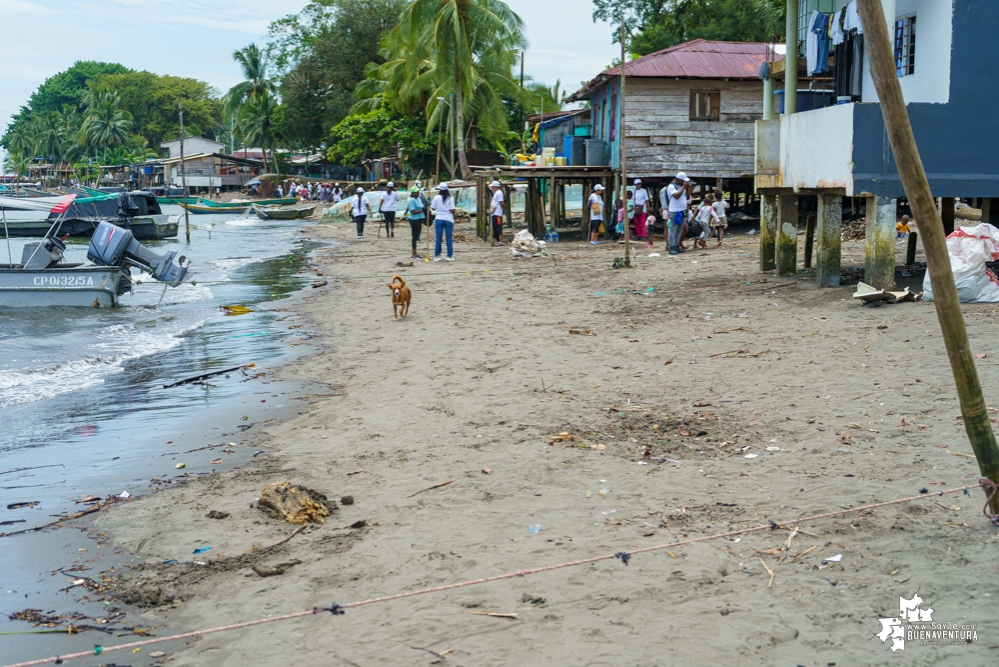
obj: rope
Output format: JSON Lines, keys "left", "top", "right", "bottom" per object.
{"left": 980, "top": 477, "right": 999, "bottom": 526}
{"left": 3, "top": 484, "right": 984, "bottom": 667}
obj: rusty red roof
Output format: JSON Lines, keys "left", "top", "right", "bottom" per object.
{"left": 572, "top": 39, "right": 783, "bottom": 100}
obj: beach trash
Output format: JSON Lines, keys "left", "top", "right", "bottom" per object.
{"left": 258, "top": 481, "right": 337, "bottom": 525}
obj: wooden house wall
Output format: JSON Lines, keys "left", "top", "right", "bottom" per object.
{"left": 622, "top": 78, "right": 763, "bottom": 180}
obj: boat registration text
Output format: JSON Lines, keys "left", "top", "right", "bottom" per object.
{"left": 33, "top": 276, "right": 96, "bottom": 286}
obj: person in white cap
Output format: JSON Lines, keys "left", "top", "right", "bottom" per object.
{"left": 588, "top": 184, "right": 606, "bottom": 244}
{"left": 661, "top": 172, "right": 693, "bottom": 255}
{"left": 380, "top": 182, "right": 398, "bottom": 237}
{"left": 332, "top": 183, "right": 343, "bottom": 203}
{"left": 489, "top": 180, "right": 505, "bottom": 246}
{"left": 352, "top": 186, "right": 371, "bottom": 238}
{"left": 633, "top": 178, "right": 650, "bottom": 242}
{"left": 431, "top": 183, "right": 456, "bottom": 261}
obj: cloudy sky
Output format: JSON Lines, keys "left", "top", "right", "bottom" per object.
{"left": 0, "top": 0, "right": 619, "bottom": 165}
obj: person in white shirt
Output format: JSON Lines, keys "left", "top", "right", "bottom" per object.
{"left": 711, "top": 189, "right": 729, "bottom": 247}
{"left": 380, "top": 182, "right": 399, "bottom": 237}
{"left": 588, "top": 183, "right": 605, "bottom": 244}
{"left": 431, "top": 183, "right": 456, "bottom": 261}
{"left": 351, "top": 187, "right": 371, "bottom": 238}
{"left": 660, "top": 172, "right": 693, "bottom": 255}
{"left": 693, "top": 193, "right": 720, "bottom": 250}
{"left": 489, "top": 180, "right": 505, "bottom": 246}
{"left": 633, "top": 178, "right": 650, "bottom": 243}
{"left": 276, "top": 185, "right": 283, "bottom": 198}
{"left": 332, "top": 183, "right": 343, "bottom": 202}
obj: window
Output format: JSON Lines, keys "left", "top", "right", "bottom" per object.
{"left": 609, "top": 91, "right": 617, "bottom": 140}
{"left": 895, "top": 14, "right": 916, "bottom": 77}
{"left": 690, "top": 91, "right": 720, "bottom": 121}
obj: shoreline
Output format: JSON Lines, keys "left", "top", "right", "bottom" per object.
{"left": 57, "top": 218, "right": 999, "bottom": 665}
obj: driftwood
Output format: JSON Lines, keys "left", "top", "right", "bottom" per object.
{"left": 163, "top": 364, "right": 252, "bottom": 389}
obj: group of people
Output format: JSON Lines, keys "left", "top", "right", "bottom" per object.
{"left": 587, "top": 172, "right": 729, "bottom": 254}
{"left": 275, "top": 181, "right": 345, "bottom": 204}
{"left": 349, "top": 180, "right": 481, "bottom": 263}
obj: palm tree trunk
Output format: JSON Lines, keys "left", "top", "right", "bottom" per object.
{"left": 454, "top": 68, "right": 471, "bottom": 180}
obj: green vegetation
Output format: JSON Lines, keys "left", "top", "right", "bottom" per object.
{"left": 592, "top": 0, "right": 786, "bottom": 56}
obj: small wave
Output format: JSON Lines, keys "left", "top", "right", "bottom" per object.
{"left": 0, "top": 355, "right": 123, "bottom": 407}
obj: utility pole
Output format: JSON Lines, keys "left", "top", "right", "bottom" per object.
{"left": 620, "top": 18, "right": 631, "bottom": 267}
{"left": 449, "top": 93, "right": 455, "bottom": 180}
{"left": 857, "top": 0, "right": 999, "bottom": 513}
{"left": 520, "top": 51, "right": 526, "bottom": 154}
{"left": 178, "top": 100, "right": 190, "bottom": 243}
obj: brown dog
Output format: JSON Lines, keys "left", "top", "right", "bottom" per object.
{"left": 387, "top": 274, "right": 411, "bottom": 320}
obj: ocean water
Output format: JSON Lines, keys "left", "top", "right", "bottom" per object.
{"left": 0, "top": 206, "right": 326, "bottom": 661}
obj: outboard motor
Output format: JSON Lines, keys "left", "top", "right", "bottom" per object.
{"left": 87, "top": 221, "right": 189, "bottom": 286}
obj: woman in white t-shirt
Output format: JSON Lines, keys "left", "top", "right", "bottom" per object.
{"left": 588, "top": 184, "right": 605, "bottom": 244}
{"left": 351, "top": 187, "right": 371, "bottom": 238}
{"left": 431, "top": 183, "right": 456, "bottom": 261}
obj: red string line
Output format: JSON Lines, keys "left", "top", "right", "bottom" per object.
{"left": 1, "top": 483, "right": 985, "bottom": 667}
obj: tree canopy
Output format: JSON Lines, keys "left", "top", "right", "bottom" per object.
{"left": 592, "top": 0, "right": 785, "bottom": 56}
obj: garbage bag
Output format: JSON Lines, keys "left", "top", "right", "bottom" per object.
{"left": 924, "top": 224, "right": 999, "bottom": 303}
{"left": 511, "top": 229, "right": 546, "bottom": 258}
{"left": 258, "top": 482, "right": 337, "bottom": 524}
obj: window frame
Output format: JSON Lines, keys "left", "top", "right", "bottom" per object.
{"left": 689, "top": 91, "right": 721, "bottom": 122}
{"left": 894, "top": 13, "right": 917, "bottom": 77}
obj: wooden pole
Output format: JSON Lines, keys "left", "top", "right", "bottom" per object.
{"left": 619, "top": 19, "right": 631, "bottom": 267}
{"left": 803, "top": 212, "right": 816, "bottom": 268}
{"left": 178, "top": 100, "right": 190, "bottom": 243}
{"left": 858, "top": 0, "right": 999, "bottom": 511}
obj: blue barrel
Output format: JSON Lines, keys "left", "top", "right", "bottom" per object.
{"left": 564, "top": 136, "right": 587, "bottom": 166}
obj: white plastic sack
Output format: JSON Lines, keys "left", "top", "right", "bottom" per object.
{"left": 511, "top": 229, "right": 546, "bottom": 258}
{"left": 924, "top": 223, "right": 999, "bottom": 302}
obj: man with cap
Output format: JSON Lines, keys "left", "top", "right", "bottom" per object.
{"left": 588, "top": 184, "right": 606, "bottom": 244}
{"left": 660, "top": 172, "right": 694, "bottom": 255}
{"left": 633, "top": 178, "right": 650, "bottom": 242}
{"left": 380, "top": 182, "right": 398, "bottom": 237}
{"left": 489, "top": 180, "right": 505, "bottom": 246}
{"left": 352, "top": 186, "right": 371, "bottom": 238}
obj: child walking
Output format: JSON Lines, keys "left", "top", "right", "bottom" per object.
{"left": 694, "top": 194, "right": 720, "bottom": 249}
{"left": 711, "top": 189, "right": 729, "bottom": 247}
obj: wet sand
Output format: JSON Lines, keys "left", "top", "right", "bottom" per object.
{"left": 91, "top": 220, "right": 999, "bottom": 666}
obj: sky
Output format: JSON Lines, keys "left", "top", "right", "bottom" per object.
{"left": 0, "top": 0, "right": 619, "bottom": 169}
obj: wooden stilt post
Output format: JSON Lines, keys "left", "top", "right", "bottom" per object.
{"left": 983, "top": 198, "right": 999, "bottom": 225}
{"left": 803, "top": 212, "right": 817, "bottom": 268}
{"left": 760, "top": 193, "right": 778, "bottom": 271}
{"left": 776, "top": 193, "right": 798, "bottom": 276}
{"left": 865, "top": 195, "right": 896, "bottom": 290}
{"left": 941, "top": 197, "right": 955, "bottom": 236}
{"left": 582, "top": 180, "right": 591, "bottom": 238}
{"left": 858, "top": 0, "right": 999, "bottom": 511}
{"left": 504, "top": 183, "right": 513, "bottom": 231}
{"left": 906, "top": 231, "right": 918, "bottom": 266}
{"left": 550, "top": 176, "right": 557, "bottom": 234}
{"left": 816, "top": 193, "right": 842, "bottom": 286}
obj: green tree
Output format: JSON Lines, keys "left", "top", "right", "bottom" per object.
{"left": 592, "top": 0, "right": 785, "bottom": 55}
{"left": 32, "top": 112, "right": 68, "bottom": 182}
{"left": 2, "top": 61, "right": 132, "bottom": 149}
{"left": 525, "top": 79, "right": 567, "bottom": 115}
{"left": 78, "top": 90, "right": 133, "bottom": 156}
{"left": 238, "top": 91, "right": 282, "bottom": 174}
{"left": 274, "top": 0, "right": 406, "bottom": 146}
{"left": 224, "top": 44, "right": 277, "bottom": 120}
{"left": 326, "top": 105, "right": 436, "bottom": 174}
{"left": 90, "top": 71, "right": 219, "bottom": 149}
{"left": 3, "top": 152, "right": 31, "bottom": 189}
{"left": 369, "top": 0, "right": 526, "bottom": 178}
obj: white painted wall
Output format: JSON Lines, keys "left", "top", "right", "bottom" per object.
{"left": 779, "top": 103, "right": 856, "bottom": 193}
{"left": 862, "top": 0, "right": 953, "bottom": 104}
{"left": 161, "top": 137, "right": 224, "bottom": 159}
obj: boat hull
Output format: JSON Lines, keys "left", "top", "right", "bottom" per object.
{"left": 197, "top": 197, "right": 297, "bottom": 208}
{"left": 0, "top": 214, "right": 177, "bottom": 240}
{"left": 181, "top": 204, "right": 249, "bottom": 214}
{"left": 0, "top": 266, "right": 127, "bottom": 307}
{"left": 252, "top": 205, "right": 316, "bottom": 220}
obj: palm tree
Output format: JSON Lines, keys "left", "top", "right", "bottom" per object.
{"left": 5, "top": 123, "right": 35, "bottom": 157}
{"left": 32, "top": 112, "right": 67, "bottom": 184}
{"left": 398, "top": 0, "right": 526, "bottom": 179}
{"left": 526, "top": 79, "right": 567, "bottom": 116}
{"left": 79, "top": 91, "right": 133, "bottom": 157}
{"left": 238, "top": 91, "right": 281, "bottom": 174}
{"left": 224, "top": 43, "right": 277, "bottom": 120}
{"left": 3, "top": 152, "right": 31, "bottom": 192}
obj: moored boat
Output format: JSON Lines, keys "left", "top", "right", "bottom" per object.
{"left": 251, "top": 205, "right": 316, "bottom": 220}
{"left": 197, "top": 197, "right": 298, "bottom": 208}
{"left": 180, "top": 203, "right": 250, "bottom": 214}
{"left": 0, "top": 196, "right": 190, "bottom": 308}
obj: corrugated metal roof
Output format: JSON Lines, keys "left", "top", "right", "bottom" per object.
{"left": 572, "top": 39, "right": 784, "bottom": 100}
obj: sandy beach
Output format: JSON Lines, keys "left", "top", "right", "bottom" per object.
{"left": 93, "top": 219, "right": 999, "bottom": 666}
